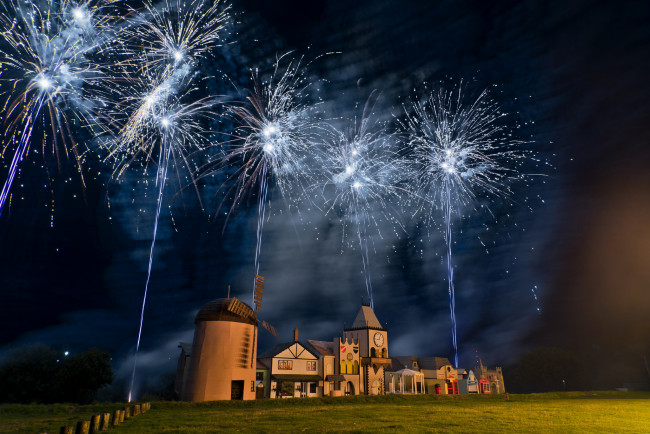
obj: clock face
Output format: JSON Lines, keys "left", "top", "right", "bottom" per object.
{"left": 373, "top": 332, "right": 384, "bottom": 347}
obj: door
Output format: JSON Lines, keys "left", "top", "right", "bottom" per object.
{"left": 231, "top": 380, "right": 244, "bottom": 400}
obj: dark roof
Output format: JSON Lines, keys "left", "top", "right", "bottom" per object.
{"left": 387, "top": 356, "right": 453, "bottom": 372}
{"left": 419, "top": 357, "right": 453, "bottom": 370}
{"left": 307, "top": 340, "right": 335, "bottom": 356}
{"left": 256, "top": 359, "right": 269, "bottom": 370}
{"left": 386, "top": 357, "right": 405, "bottom": 371}
{"left": 326, "top": 375, "right": 345, "bottom": 382}
{"left": 194, "top": 298, "right": 256, "bottom": 325}
{"left": 258, "top": 340, "right": 321, "bottom": 359}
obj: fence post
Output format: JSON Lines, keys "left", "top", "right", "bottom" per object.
{"left": 124, "top": 406, "right": 131, "bottom": 420}
{"left": 133, "top": 404, "right": 141, "bottom": 416}
{"left": 119, "top": 409, "right": 125, "bottom": 423}
{"left": 75, "top": 420, "right": 90, "bottom": 434}
{"left": 100, "top": 413, "right": 110, "bottom": 431}
{"left": 89, "top": 415, "right": 100, "bottom": 433}
{"left": 111, "top": 410, "right": 120, "bottom": 427}
{"left": 60, "top": 427, "right": 74, "bottom": 434}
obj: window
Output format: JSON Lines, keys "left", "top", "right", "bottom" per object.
{"left": 256, "top": 372, "right": 264, "bottom": 381}
{"left": 278, "top": 360, "right": 293, "bottom": 370}
{"left": 309, "top": 383, "right": 317, "bottom": 394}
{"left": 307, "top": 361, "right": 316, "bottom": 371}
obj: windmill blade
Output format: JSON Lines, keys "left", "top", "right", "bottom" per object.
{"left": 259, "top": 319, "right": 278, "bottom": 338}
{"left": 254, "top": 274, "right": 265, "bottom": 312}
{"left": 227, "top": 297, "right": 256, "bottom": 320}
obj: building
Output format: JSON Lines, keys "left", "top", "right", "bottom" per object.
{"left": 255, "top": 304, "right": 391, "bottom": 398}
{"left": 177, "top": 298, "right": 258, "bottom": 401}
{"left": 176, "top": 299, "right": 504, "bottom": 401}
{"left": 257, "top": 328, "right": 323, "bottom": 398}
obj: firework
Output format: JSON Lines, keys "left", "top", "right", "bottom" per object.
{"left": 99, "top": 0, "right": 230, "bottom": 402}
{"left": 402, "top": 83, "right": 532, "bottom": 367}
{"left": 313, "top": 94, "right": 408, "bottom": 308}
{"left": 113, "top": 0, "right": 231, "bottom": 75}
{"left": 0, "top": 0, "right": 122, "bottom": 217}
{"left": 201, "top": 54, "right": 321, "bottom": 305}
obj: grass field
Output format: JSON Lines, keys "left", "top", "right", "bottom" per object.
{"left": 1, "top": 391, "right": 649, "bottom": 433}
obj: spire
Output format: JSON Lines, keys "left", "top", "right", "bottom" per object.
{"left": 349, "top": 305, "right": 383, "bottom": 329}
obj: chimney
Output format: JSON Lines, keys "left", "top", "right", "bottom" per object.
{"left": 294, "top": 328, "right": 299, "bottom": 342}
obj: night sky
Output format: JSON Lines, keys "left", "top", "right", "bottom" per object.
{"left": 1, "top": 0, "right": 649, "bottom": 396}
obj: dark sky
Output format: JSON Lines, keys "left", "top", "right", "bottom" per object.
{"left": 1, "top": 0, "right": 649, "bottom": 394}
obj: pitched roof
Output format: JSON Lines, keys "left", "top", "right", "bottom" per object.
{"left": 307, "top": 340, "right": 335, "bottom": 356}
{"left": 418, "top": 357, "right": 453, "bottom": 370}
{"left": 347, "top": 305, "right": 384, "bottom": 330}
{"left": 258, "top": 340, "right": 321, "bottom": 359}
{"left": 258, "top": 341, "right": 294, "bottom": 359}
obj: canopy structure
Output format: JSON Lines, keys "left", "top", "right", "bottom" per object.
{"left": 387, "top": 368, "right": 425, "bottom": 394}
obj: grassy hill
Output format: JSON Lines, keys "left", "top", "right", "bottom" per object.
{"left": 1, "top": 391, "right": 649, "bottom": 433}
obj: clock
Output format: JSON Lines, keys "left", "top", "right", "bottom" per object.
{"left": 373, "top": 332, "right": 384, "bottom": 347}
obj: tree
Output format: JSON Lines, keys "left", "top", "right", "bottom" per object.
{"left": 0, "top": 346, "right": 113, "bottom": 404}
{"left": 507, "top": 347, "right": 592, "bottom": 393}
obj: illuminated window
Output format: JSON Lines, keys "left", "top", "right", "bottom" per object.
{"left": 278, "top": 360, "right": 293, "bottom": 370}
{"left": 307, "top": 361, "right": 317, "bottom": 371}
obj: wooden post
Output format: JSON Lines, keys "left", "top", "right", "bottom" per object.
{"left": 124, "top": 406, "right": 131, "bottom": 420}
{"left": 60, "top": 427, "right": 74, "bottom": 434}
{"left": 75, "top": 420, "right": 90, "bottom": 434}
{"left": 100, "top": 413, "right": 110, "bottom": 431}
{"left": 119, "top": 409, "right": 125, "bottom": 423}
{"left": 112, "top": 410, "right": 120, "bottom": 426}
{"left": 133, "top": 404, "right": 141, "bottom": 416}
{"left": 89, "top": 415, "right": 100, "bottom": 433}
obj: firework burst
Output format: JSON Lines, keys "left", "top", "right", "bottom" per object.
{"left": 0, "top": 0, "right": 122, "bottom": 217}
{"left": 99, "top": 0, "right": 230, "bottom": 402}
{"left": 202, "top": 54, "right": 320, "bottom": 303}
{"left": 314, "top": 94, "right": 408, "bottom": 308}
{"left": 403, "top": 83, "right": 533, "bottom": 367}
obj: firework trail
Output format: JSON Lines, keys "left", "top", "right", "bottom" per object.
{"left": 314, "top": 94, "right": 408, "bottom": 309}
{"left": 103, "top": 0, "right": 229, "bottom": 401}
{"left": 202, "top": 54, "right": 319, "bottom": 305}
{"left": 0, "top": 0, "right": 121, "bottom": 217}
{"left": 108, "top": 79, "right": 218, "bottom": 402}
{"left": 403, "top": 83, "right": 532, "bottom": 367}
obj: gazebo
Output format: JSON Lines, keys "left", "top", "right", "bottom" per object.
{"left": 387, "top": 368, "right": 425, "bottom": 394}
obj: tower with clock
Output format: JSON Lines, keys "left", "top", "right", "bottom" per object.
{"left": 343, "top": 304, "right": 391, "bottom": 395}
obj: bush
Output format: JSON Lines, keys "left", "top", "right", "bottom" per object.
{"left": 0, "top": 346, "right": 113, "bottom": 404}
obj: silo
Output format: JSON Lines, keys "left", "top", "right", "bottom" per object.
{"left": 182, "top": 298, "right": 257, "bottom": 401}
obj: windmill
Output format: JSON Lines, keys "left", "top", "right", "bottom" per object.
{"left": 226, "top": 274, "right": 278, "bottom": 367}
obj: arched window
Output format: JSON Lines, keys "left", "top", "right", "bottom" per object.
{"left": 381, "top": 348, "right": 387, "bottom": 358}
{"left": 346, "top": 361, "right": 354, "bottom": 374}
{"left": 340, "top": 361, "right": 347, "bottom": 374}
{"left": 352, "top": 360, "right": 359, "bottom": 374}
{"left": 370, "top": 347, "right": 377, "bottom": 357}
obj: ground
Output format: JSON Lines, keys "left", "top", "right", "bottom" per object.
{"left": 0, "top": 391, "right": 649, "bottom": 433}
